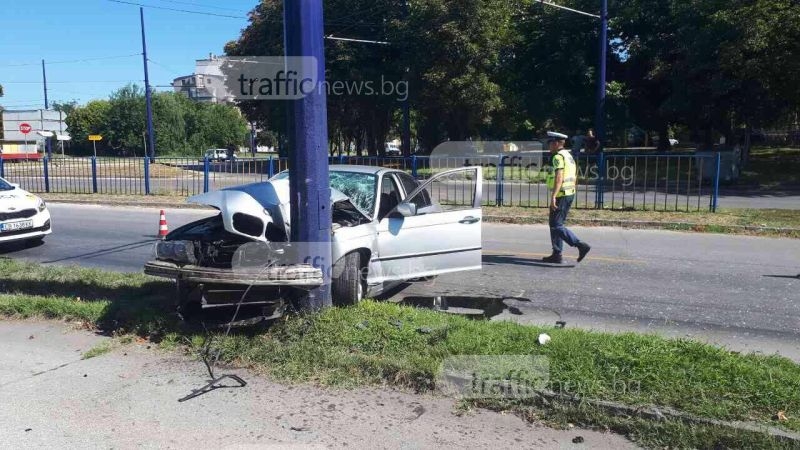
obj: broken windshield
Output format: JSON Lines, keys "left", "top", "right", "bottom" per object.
{"left": 273, "top": 170, "right": 377, "bottom": 215}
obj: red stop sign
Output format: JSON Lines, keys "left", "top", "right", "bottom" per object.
{"left": 19, "top": 123, "right": 32, "bottom": 134}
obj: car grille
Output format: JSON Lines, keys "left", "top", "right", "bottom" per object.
{"left": 0, "top": 208, "right": 37, "bottom": 221}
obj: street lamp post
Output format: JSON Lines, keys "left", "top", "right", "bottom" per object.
{"left": 538, "top": 0, "right": 608, "bottom": 206}
{"left": 595, "top": 0, "right": 608, "bottom": 207}
{"left": 140, "top": 7, "right": 156, "bottom": 159}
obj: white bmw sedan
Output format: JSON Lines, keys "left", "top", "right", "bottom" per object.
{"left": 145, "top": 165, "right": 483, "bottom": 319}
{"left": 0, "top": 177, "right": 52, "bottom": 245}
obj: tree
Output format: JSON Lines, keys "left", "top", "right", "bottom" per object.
{"left": 64, "top": 100, "right": 111, "bottom": 155}
{"left": 52, "top": 100, "right": 78, "bottom": 115}
{"left": 64, "top": 85, "right": 248, "bottom": 156}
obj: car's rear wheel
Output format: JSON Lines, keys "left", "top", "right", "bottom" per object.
{"left": 332, "top": 252, "right": 365, "bottom": 306}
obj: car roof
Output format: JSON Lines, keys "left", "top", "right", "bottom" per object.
{"left": 328, "top": 164, "right": 405, "bottom": 175}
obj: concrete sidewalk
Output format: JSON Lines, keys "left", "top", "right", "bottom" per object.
{"left": 0, "top": 320, "right": 636, "bottom": 449}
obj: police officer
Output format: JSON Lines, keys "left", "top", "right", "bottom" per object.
{"left": 543, "top": 131, "right": 591, "bottom": 264}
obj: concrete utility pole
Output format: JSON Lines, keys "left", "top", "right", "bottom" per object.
{"left": 140, "top": 7, "right": 156, "bottom": 158}
{"left": 284, "top": 0, "right": 333, "bottom": 310}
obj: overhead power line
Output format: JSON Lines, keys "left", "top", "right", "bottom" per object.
{"left": 537, "top": 0, "right": 600, "bottom": 19}
{"left": 106, "top": 0, "right": 244, "bottom": 19}
{"left": 5, "top": 53, "right": 141, "bottom": 68}
{"left": 2, "top": 80, "right": 142, "bottom": 84}
{"left": 152, "top": 0, "right": 248, "bottom": 13}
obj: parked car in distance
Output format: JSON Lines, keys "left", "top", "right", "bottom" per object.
{"left": 385, "top": 142, "right": 402, "bottom": 157}
{"left": 144, "top": 165, "right": 483, "bottom": 322}
{"left": 0, "top": 177, "right": 52, "bottom": 246}
{"left": 203, "top": 148, "right": 236, "bottom": 162}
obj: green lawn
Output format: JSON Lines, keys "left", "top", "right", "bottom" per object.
{"left": 1, "top": 258, "right": 799, "bottom": 448}
{"left": 741, "top": 148, "right": 800, "bottom": 188}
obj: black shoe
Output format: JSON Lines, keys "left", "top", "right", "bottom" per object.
{"left": 542, "top": 253, "right": 563, "bottom": 264}
{"left": 577, "top": 242, "right": 591, "bottom": 262}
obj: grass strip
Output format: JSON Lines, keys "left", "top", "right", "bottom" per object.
{"left": 1, "top": 258, "right": 799, "bottom": 448}
{"left": 484, "top": 206, "right": 800, "bottom": 238}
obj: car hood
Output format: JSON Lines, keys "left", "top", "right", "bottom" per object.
{"left": 187, "top": 178, "right": 369, "bottom": 241}
{"left": 0, "top": 188, "right": 41, "bottom": 212}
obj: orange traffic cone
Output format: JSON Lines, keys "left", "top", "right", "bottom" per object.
{"left": 158, "top": 210, "right": 169, "bottom": 239}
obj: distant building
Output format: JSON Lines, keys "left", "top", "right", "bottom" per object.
{"left": 172, "top": 54, "right": 233, "bottom": 103}
{"left": 1, "top": 109, "right": 68, "bottom": 160}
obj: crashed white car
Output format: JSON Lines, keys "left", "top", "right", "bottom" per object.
{"left": 0, "top": 177, "right": 52, "bottom": 245}
{"left": 144, "top": 165, "right": 482, "bottom": 319}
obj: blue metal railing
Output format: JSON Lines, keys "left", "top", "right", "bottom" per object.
{"left": 0, "top": 152, "right": 722, "bottom": 212}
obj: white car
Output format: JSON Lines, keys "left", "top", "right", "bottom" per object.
{"left": 203, "top": 148, "right": 236, "bottom": 162}
{"left": 145, "top": 165, "right": 482, "bottom": 320}
{"left": 0, "top": 177, "right": 52, "bottom": 245}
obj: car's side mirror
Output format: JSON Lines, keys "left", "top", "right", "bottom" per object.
{"left": 10, "top": 183, "right": 19, "bottom": 189}
{"left": 390, "top": 202, "right": 417, "bottom": 218}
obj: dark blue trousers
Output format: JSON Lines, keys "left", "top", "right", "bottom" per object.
{"left": 549, "top": 195, "right": 580, "bottom": 254}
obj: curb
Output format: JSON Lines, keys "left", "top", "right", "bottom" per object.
{"left": 520, "top": 390, "right": 800, "bottom": 444}
{"left": 43, "top": 198, "right": 211, "bottom": 210}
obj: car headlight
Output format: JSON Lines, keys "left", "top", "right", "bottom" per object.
{"left": 155, "top": 240, "right": 197, "bottom": 265}
{"left": 37, "top": 199, "right": 47, "bottom": 212}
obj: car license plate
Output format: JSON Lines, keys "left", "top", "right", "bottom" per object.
{"left": 0, "top": 220, "right": 34, "bottom": 233}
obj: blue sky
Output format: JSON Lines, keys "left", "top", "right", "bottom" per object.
{"left": 1, "top": 0, "right": 257, "bottom": 109}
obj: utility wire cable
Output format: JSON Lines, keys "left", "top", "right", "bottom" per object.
{"left": 5, "top": 53, "right": 141, "bottom": 68}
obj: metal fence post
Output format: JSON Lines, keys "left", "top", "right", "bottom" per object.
{"left": 495, "top": 155, "right": 505, "bottom": 206}
{"left": 338, "top": 154, "right": 345, "bottom": 165}
{"left": 91, "top": 157, "right": 98, "bottom": 194}
{"left": 411, "top": 155, "right": 418, "bottom": 178}
{"left": 712, "top": 152, "right": 721, "bottom": 212}
{"left": 144, "top": 156, "right": 151, "bottom": 195}
{"left": 596, "top": 152, "right": 606, "bottom": 209}
{"left": 43, "top": 156, "right": 50, "bottom": 193}
{"left": 267, "top": 155, "right": 275, "bottom": 178}
{"left": 203, "top": 157, "right": 210, "bottom": 193}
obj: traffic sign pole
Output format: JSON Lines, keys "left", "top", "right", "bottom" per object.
{"left": 19, "top": 123, "right": 32, "bottom": 160}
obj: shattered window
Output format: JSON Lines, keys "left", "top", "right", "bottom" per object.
{"left": 273, "top": 170, "right": 377, "bottom": 215}
{"left": 329, "top": 171, "right": 377, "bottom": 214}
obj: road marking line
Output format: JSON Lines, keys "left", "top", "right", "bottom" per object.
{"left": 484, "top": 249, "right": 641, "bottom": 264}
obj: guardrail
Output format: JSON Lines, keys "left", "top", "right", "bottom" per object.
{"left": 0, "top": 152, "right": 722, "bottom": 212}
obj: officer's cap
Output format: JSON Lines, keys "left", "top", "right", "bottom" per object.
{"left": 546, "top": 131, "right": 568, "bottom": 140}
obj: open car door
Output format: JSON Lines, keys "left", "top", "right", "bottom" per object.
{"left": 375, "top": 167, "right": 482, "bottom": 283}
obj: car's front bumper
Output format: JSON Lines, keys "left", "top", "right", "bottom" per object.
{"left": 144, "top": 260, "right": 324, "bottom": 288}
{"left": 0, "top": 210, "right": 52, "bottom": 243}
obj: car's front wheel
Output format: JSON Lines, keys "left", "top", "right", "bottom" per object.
{"left": 332, "top": 252, "right": 366, "bottom": 306}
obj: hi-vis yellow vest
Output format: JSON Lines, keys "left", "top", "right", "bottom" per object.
{"left": 546, "top": 149, "right": 577, "bottom": 197}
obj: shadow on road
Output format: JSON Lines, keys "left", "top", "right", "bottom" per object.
{"left": 763, "top": 274, "right": 800, "bottom": 280}
{"left": 0, "top": 239, "right": 45, "bottom": 254}
{"left": 482, "top": 254, "right": 576, "bottom": 268}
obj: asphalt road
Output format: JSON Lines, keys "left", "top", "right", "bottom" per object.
{"left": 2, "top": 203, "right": 799, "bottom": 360}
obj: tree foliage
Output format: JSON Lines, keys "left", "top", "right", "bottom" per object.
{"left": 65, "top": 84, "right": 248, "bottom": 156}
